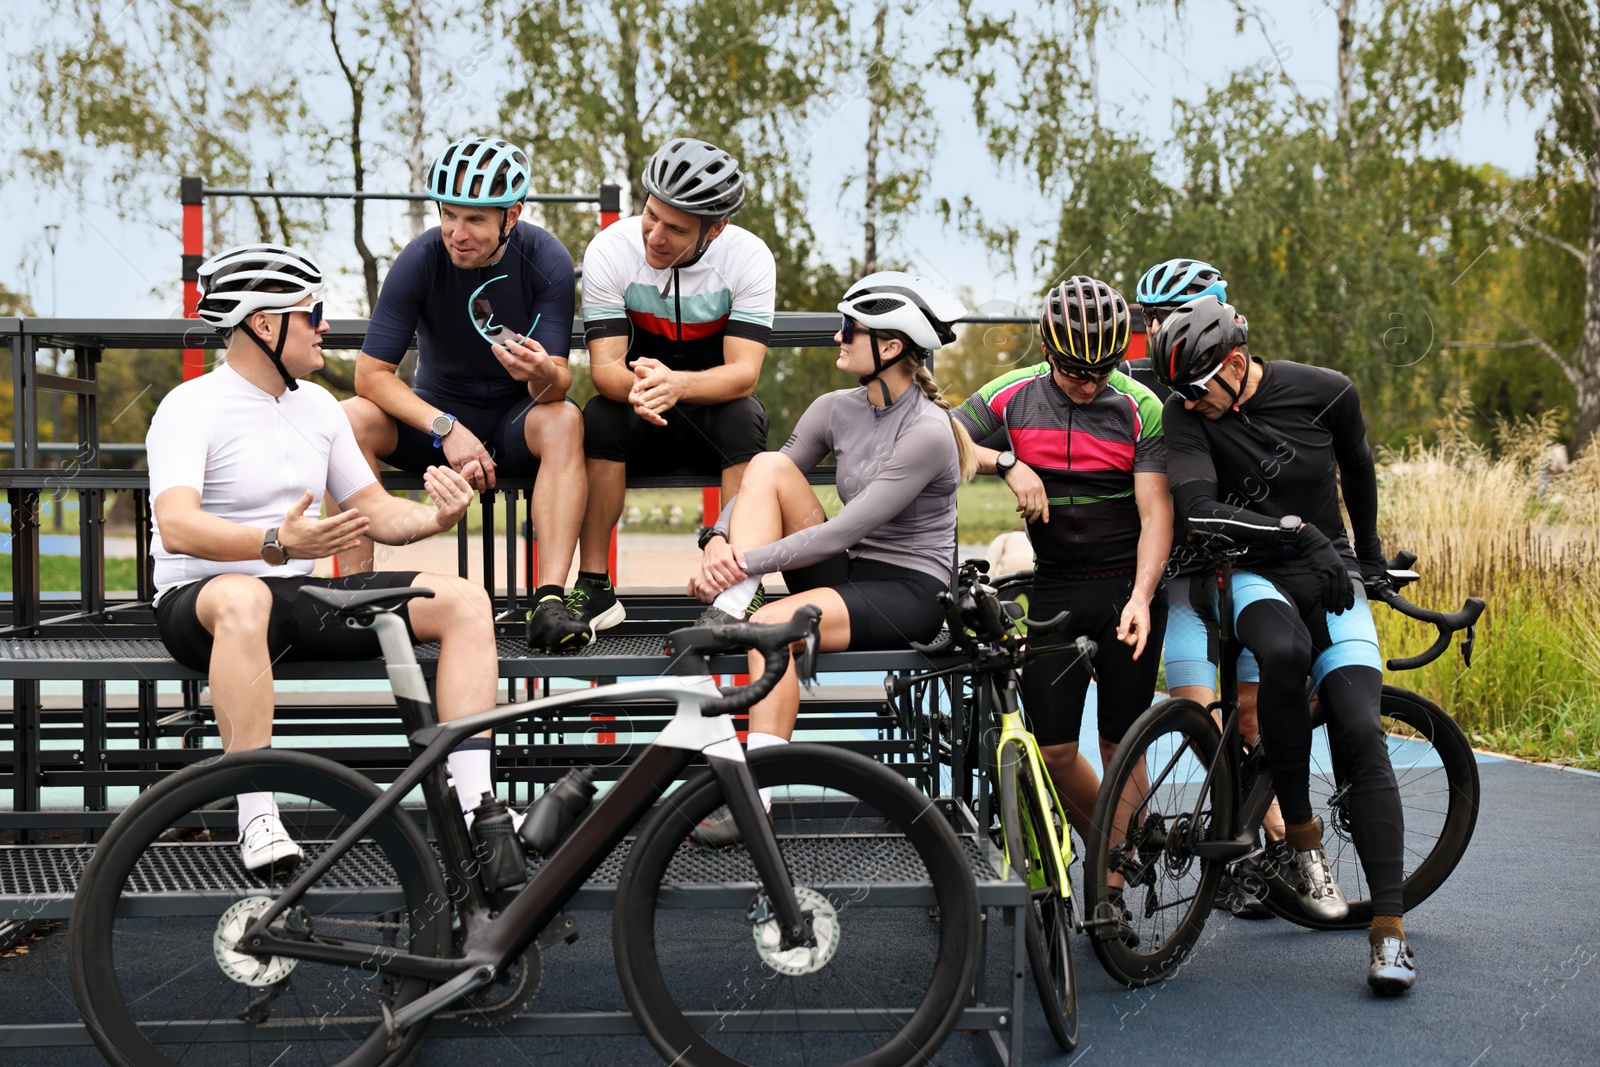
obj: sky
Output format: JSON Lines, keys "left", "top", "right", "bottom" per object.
{"left": 0, "top": 0, "right": 1544, "bottom": 322}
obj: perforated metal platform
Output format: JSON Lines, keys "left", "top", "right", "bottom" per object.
{"left": 0, "top": 831, "right": 1014, "bottom": 922}
{"left": 0, "top": 632, "right": 945, "bottom": 680}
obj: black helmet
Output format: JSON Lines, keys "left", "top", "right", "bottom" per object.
{"left": 1150, "top": 295, "right": 1248, "bottom": 392}
{"left": 1039, "top": 276, "right": 1132, "bottom": 374}
{"left": 641, "top": 138, "right": 747, "bottom": 219}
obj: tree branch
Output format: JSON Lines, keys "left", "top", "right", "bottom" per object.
{"left": 1479, "top": 294, "right": 1575, "bottom": 376}
{"left": 1500, "top": 210, "right": 1588, "bottom": 263}
{"left": 1227, "top": 1, "right": 1309, "bottom": 112}
{"left": 1443, "top": 338, "right": 1543, "bottom": 349}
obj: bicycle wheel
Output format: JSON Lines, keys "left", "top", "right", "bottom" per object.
{"left": 70, "top": 750, "right": 450, "bottom": 1067}
{"left": 1263, "top": 685, "right": 1481, "bottom": 930}
{"left": 614, "top": 744, "right": 982, "bottom": 1067}
{"left": 996, "top": 741, "right": 1077, "bottom": 1051}
{"left": 1085, "top": 698, "right": 1232, "bottom": 988}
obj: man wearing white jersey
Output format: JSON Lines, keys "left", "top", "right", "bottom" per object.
{"left": 149, "top": 244, "right": 501, "bottom": 875}
{"left": 564, "top": 138, "right": 778, "bottom": 631}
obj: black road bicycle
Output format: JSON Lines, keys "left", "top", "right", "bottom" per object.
{"left": 1083, "top": 549, "right": 1485, "bottom": 986}
{"left": 68, "top": 587, "right": 983, "bottom": 1066}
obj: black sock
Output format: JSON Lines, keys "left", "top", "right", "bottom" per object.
{"left": 577, "top": 571, "right": 611, "bottom": 589}
{"left": 535, "top": 584, "right": 564, "bottom": 602}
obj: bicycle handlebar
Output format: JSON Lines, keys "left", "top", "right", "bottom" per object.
{"left": 664, "top": 606, "right": 822, "bottom": 716}
{"left": 1374, "top": 585, "right": 1486, "bottom": 671}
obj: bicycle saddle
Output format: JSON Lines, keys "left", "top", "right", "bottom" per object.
{"left": 297, "top": 586, "right": 436, "bottom": 616}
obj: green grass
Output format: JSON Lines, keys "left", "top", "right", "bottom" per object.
{"left": 0, "top": 554, "right": 141, "bottom": 594}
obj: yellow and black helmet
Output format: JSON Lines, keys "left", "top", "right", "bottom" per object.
{"left": 1039, "top": 276, "right": 1132, "bottom": 373}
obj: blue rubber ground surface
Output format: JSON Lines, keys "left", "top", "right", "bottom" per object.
{"left": 0, "top": 756, "right": 1590, "bottom": 1066}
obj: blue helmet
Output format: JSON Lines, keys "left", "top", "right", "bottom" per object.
{"left": 1136, "top": 258, "right": 1228, "bottom": 310}
{"left": 428, "top": 137, "right": 530, "bottom": 208}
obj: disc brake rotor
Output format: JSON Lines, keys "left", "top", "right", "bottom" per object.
{"left": 214, "top": 896, "right": 298, "bottom": 986}
{"left": 751, "top": 886, "right": 839, "bottom": 977}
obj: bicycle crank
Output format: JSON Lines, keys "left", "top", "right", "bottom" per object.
{"left": 750, "top": 887, "right": 839, "bottom": 976}
{"left": 214, "top": 896, "right": 298, "bottom": 986}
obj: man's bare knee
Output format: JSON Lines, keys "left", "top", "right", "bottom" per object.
{"left": 198, "top": 577, "right": 273, "bottom": 636}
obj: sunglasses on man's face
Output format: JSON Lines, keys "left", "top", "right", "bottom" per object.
{"left": 1172, "top": 360, "right": 1227, "bottom": 401}
{"left": 1061, "top": 366, "right": 1112, "bottom": 383}
{"left": 282, "top": 300, "right": 325, "bottom": 329}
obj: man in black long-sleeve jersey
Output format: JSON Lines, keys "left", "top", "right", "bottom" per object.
{"left": 1153, "top": 295, "right": 1416, "bottom": 996}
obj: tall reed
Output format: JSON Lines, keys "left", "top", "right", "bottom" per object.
{"left": 1374, "top": 414, "right": 1600, "bottom": 768}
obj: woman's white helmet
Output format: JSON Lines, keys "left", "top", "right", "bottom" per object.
{"left": 837, "top": 272, "right": 966, "bottom": 353}
{"left": 196, "top": 244, "right": 325, "bottom": 330}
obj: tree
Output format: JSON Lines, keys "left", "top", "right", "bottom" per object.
{"left": 14, "top": 1, "right": 315, "bottom": 259}
{"left": 855, "top": 0, "right": 936, "bottom": 273}
{"left": 496, "top": 0, "right": 851, "bottom": 305}
{"left": 1459, "top": 0, "right": 1600, "bottom": 449}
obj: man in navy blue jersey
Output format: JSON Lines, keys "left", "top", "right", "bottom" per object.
{"left": 340, "top": 136, "right": 591, "bottom": 653}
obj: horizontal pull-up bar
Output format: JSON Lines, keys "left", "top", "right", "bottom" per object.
{"left": 198, "top": 188, "right": 605, "bottom": 204}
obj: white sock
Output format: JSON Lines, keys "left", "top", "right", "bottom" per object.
{"left": 747, "top": 731, "right": 788, "bottom": 810}
{"left": 237, "top": 791, "right": 278, "bottom": 839}
{"left": 447, "top": 745, "right": 495, "bottom": 814}
{"left": 713, "top": 575, "right": 763, "bottom": 619}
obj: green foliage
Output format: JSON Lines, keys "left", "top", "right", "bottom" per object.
{"left": 496, "top": 0, "right": 851, "bottom": 304}
{"left": 0, "top": 554, "right": 140, "bottom": 595}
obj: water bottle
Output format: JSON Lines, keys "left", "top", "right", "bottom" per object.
{"left": 518, "top": 767, "right": 597, "bottom": 857}
{"left": 470, "top": 792, "right": 528, "bottom": 891}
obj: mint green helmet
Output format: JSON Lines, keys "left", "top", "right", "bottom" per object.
{"left": 428, "top": 138, "right": 530, "bottom": 208}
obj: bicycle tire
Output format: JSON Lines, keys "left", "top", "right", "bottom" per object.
{"left": 70, "top": 750, "right": 450, "bottom": 1067}
{"left": 613, "top": 744, "right": 981, "bottom": 1067}
{"left": 1084, "top": 698, "right": 1233, "bottom": 988}
{"left": 1262, "top": 685, "right": 1480, "bottom": 930}
{"left": 996, "top": 741, "right": 1078, "bottom": 1051}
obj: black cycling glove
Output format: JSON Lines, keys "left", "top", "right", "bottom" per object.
{"left": 1294, "top": 524, "right": 1355, "bottom": 615}
{"left": 1358, "top": 555, "right": 1392, "bottom": 596}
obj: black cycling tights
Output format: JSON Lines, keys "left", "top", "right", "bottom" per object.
{"left": 1235, "top": 598, "right": 1405, "bottom": 917}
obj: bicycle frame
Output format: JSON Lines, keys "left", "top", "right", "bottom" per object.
{"left": 234, "top": 612, "right": 815, "bottom": 1035}
{"left": 983, "top": 672, "right": 1074, "bottom": 901}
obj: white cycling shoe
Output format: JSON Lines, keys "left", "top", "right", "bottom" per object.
{"left": 239, "top": 813, "right": 304, "bottom": 877}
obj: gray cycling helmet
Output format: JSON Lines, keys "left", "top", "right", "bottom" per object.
{"left": 641, "top": 138, "right": 747, "bottom": 219}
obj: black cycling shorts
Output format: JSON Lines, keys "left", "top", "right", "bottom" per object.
{"left": 582, "top": 394, "right": 768, "bottom": 471}
{"left": 154, "top": 571, "right": 422, "bottom": 674}
{"left": 782, "top": 553, "right": 947, "bottom": 650}
{"left": 381, "top": 391, "right": 577, "bottom": 478}
{"left": 1019, "top": 572, "right": 1169, "bottom": 747}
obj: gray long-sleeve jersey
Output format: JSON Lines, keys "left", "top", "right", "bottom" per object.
{"left": 713, "top": 386, "right": 959, "bottom": 585}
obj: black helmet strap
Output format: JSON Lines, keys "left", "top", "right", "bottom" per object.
{"left": 857, "top": 331, "right": 919, "bottom": 414}
{"left": 240, "top": 317, "right": 300, "bottom": 393}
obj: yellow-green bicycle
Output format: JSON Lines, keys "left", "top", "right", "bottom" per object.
{"left": 886, "top": 560, "right": 1097, "bottom": 1052}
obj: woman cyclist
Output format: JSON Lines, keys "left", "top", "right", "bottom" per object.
{"left": 686, "top": 272, "right": 976, "bottom": 846}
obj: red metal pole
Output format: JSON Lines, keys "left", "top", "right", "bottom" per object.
{"left": 180, "top": 176, "right": 206, "bottom": 381}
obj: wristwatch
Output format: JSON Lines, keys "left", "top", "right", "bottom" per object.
{"left": 261, "top": 527, "right": 289, "bottom": 566}
{"left": 994, "top": 450, "right": 1018, "bottom": 479}
{"left": 697, "top": 526, "right": 727, "bottom": 551}
{"left": 430, "top": 412, "right": 457, "bottom": 448}
{"left": 1278, "top": 514, "right": 1303, "bottom": 542}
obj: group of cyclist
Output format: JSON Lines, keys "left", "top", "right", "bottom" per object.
{"left": 146, "top": 125, "right": 1415, "bottom": 999}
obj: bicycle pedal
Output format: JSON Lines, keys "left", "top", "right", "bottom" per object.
{"left": 537, "top": 910, "right": 580, "bottom": 948}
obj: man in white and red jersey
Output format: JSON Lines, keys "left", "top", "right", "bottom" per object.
{"left": 566, "top": 137, "right": 777, "bottom": 630}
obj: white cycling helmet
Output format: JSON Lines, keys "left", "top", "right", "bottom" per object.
{"left": 196, "top": 244, "right": 325, "bottom": 330}
{"left": 196, "top": 244, "right": 325, "bottom": 390}
{"left": 837, "top": 272, "right": 966, "bottom": 353}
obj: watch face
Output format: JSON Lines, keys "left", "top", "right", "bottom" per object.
{"left": 432, "top": 415, "right": 453, "bottom": 437}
